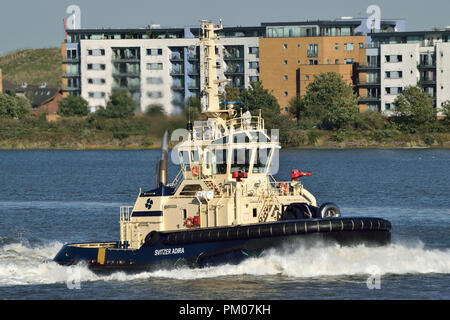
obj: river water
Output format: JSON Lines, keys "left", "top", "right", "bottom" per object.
{"left": 0, "top": 149, "right": 449, "bottom": 300}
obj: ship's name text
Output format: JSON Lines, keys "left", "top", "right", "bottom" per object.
{"left": 154, "top": 247, "right": 185, "bottom": 256}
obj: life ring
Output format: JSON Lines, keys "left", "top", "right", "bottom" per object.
{"left": 185, "top": 217, "right": 194, "bottom": 228}
{"left": 280, "top": 182, "right": 288, "bottom": 193}
{"left": 192, "top": 165, "right": 199, "bottom": 177}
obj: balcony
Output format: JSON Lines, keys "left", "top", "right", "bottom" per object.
{"left": 419, "top": 79, "right": 436, "bottom": 85}
{"left": 188, "top": 69, "right": 199, "bottom": 76}
{"left": 356, "top": 80, "right": 380, "bottom": 87}
{"left": 62, "top": 58, "right": 80, "bottom": 63}
{"left": 356, "top": 64, "right": 380, "bottom": 70}
{"left": 417, "top": 62, "right": 436, "bottom": 69}
{"left": 188, "top": 54, "right": 199, "bottom": 61}
{"left": 170, "top": 53, "right": 183, "bottom": 61}
{"left": 358, "top": 95, "right": 380, "bottom": 103}
{"left": 62, "top": 72, "right": 80, "bottom": 78}
{"left": 170, "top": 69, "right": 184, "bottom": 76}
{"left": 62, "top": 86, "right": 80, "bottom": 92}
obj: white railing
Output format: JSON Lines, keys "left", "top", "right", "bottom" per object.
{"left": 168, "top": 169, "right": 184, "bottom": 190}
{"left": 120, "top": 206, "right": 133, "bottom": 221}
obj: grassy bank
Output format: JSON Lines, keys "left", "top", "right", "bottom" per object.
{"left": 0, "top": 114, "right": 449, "bottom": 150}
{"left": 0, "top": 48, "right": 61, "bottom": 87}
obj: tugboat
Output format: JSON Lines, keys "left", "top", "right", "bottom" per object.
{"left": 54, "top": 21, "right": 391, "bottom": 271}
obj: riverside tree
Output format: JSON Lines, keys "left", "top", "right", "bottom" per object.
{"left": 99, "top": 89, "right": 137, "bottom": 118}
{"left": 239, "top": 81, "right": 280, "bottom": 119}
{"left": 392, "top": 85, "right": 436, "bottom": 130}
{"left": 0, "top": 92, "right": 31, "bottom": 119}
{"left": 303, "top": 72, "right": 359, "bottom": 130}
{"left": 58, "top": 95, "right": 89, "bottom": 117}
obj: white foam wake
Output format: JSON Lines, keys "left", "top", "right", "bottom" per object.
{"left": 148, "top": 241, "right": 450, "bottom": 280}
{"left": 0, "top": 240, "right": 449, "bottom": 287}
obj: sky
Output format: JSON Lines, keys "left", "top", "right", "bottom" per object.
{"left": 0, "top": 0, "right": 449, "bottom": 54}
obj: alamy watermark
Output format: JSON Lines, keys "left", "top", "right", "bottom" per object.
{"left": 66, "top": 5, "right": 81, "bottom": 30}
{"left": 366, "top": 5, "right": 381, "bottom": 32}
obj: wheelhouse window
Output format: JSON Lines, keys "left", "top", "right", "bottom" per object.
{"left": 212, "top": 149, "right": 227, "bottom": 174}
{"left": 231, "top": 148, "right": 251, "bottom": 173}
{"left": 190, "top": 150, "right": 199, "bottom": 163}
{"left": 179, "top": 151, "right": 190, "bottom": 170}
{"left": 253, "top": 148, "right": 272, "bottom": 173}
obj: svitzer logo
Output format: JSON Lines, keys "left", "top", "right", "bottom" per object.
{"left": 145, "top": 198, "right": 153, "bottom": 210}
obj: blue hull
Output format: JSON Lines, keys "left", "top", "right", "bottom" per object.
{"left": 53, "top": 217, "right": 391, "bottom": 272}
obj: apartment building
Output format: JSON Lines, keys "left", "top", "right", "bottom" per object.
{"left": 356, "top": 30, "right": 450, "bottom": 117}
{"left": 62, "top": 26, "right": 263, "bottom": 113}
{"left": 61, "top": 18, "right": 407, "bottom": 115}
{"left": 259, "top": 21, "right": 368, "bottom": 112}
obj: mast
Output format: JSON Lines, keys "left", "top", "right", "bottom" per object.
{"left": 200, "top": 20, "right": 233, "bottom": 118}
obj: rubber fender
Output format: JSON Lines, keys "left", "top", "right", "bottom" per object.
{"left": 144, "top": 231, "right": 161, "bottom": 247}
{"left": 319, "top": 202, "right": 341, "bottom": 218}
{"left": 283, "top": 203, "right": 318, "bottom": 220}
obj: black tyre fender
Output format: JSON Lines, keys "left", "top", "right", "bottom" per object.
{"left": 144, "top": 231, "right": 161, "bottom": 247}
{"left": 318, "top": 202, "right": 341, "bottom": 218}
{"left": 282, "top": 203, "right": 318, "bottom": 220}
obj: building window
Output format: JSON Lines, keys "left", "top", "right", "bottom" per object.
{"left": 385, "top": 71, "right": 403, "bottom": 79}
{"left": 307, "top": 44, "right": 318, "bottom": 57}
{"left": 335, "top": 59, "right": 339, "bottom": 64}
{"left": 308, "top": 59, "right": 318, "bottom": 65}
{"left": 283, "top": 44, "right": 288, "bottom": 49}
{"left": 297, "top": 60, "right": 301, "bottom": 64}
{"left": 359, "top": 42, "right": 364, "bottom": 49}
{"left": 87, "top": 49, "right": 105, "bottom": 56}
{"left": 297, "top": 44, "right": 301, "bottom": 48}
{"left": 327, "top": 59, "right": 331, "bottom": 64}
{"left": 385, "top": 87, "right": 403, "bottom": 95}
{"left": 284, "top": 91, "right": 288, "bottom": 97}
{"left": 249, "top": 61, "right": 259, "bottom": 69}
{"left": 87, "top": 64, "right": 106, "bottom": 70}
{"left": 283, "top": 75, "right": 288, "bottom": 80}
{"left": 385, "top": 55, "right": 402, "bottom": 63}
{"left": 344, "top": 58, "right": 354, "bottom": 64}
{"left": 344, "top": 43, "right": 354, "bottom": 51}
{"left": 66, "top": 49, "right": 78, "bottom": 59}
{"left": 147, "top": 91, "right": 163, "bottom": 98}
{"left": 249, "top": 47, "right": 259, "bottom": 56}
{"left": 385, "top": 103, "right": 391, "bottom": 110}
{"left": 147, "top": 48, "right": 162, "bottom": 56}
{"left": 283, "top": 60, "right": 288, "bottom": 65}
{"left": 87, "top": 78, "right": 106, "bottom": 85}
{"left": 88, "top": 92, "right": 106, "bottom": 99}
{"left": 335, "top": 43, "right": 339, "bottom": 50}
{"left": 147, "top": 63, "right": 163, "bottom": 70}
{"left": 146, "top": 77, "right": 163, "bottom": 85}
{"left": 305, "top": 75, "right": 310, "bottom": 81}
{"left": 249, "top": 76, "right": 259, "bottom": 82}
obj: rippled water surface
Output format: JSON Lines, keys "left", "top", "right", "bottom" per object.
{"left": 0, "top": 149, "right": 449, "bottom": 299}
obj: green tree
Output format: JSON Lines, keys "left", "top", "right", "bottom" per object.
{"left": 239, "top": 81, "right": 280, "bottom": 119}
{"left": 440, "top": 100, "right": 450, "bottom": 125}
{"left": 100, "top": 89, "right": 137, "bottom": 118}
{"left": 393, "top": 85, "right": 436, "bottom": 130}
{"left": 145, "top": 104, "right": 166, "bottom": 117}
{"left": 219, "top": 85, "right": 240, "bottom": 105}
{"left": 0, "top": 93, "right": 31, "bottom": 119}
{"left": 58, "top": 95, "right": 89, "bottom": 117}
{"left": 183, "top": 96, "right": 202, "bottom": 121}
{"left": 303, "top": 72, "right": 358, "bottom": 129}
{"left": 287, "top": 96, "right": 306, "bottom": 119}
